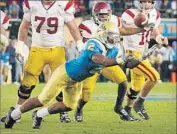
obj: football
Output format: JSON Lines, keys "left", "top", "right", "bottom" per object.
{"left": 134, "top": 12, "right": 148, "bottom": 28}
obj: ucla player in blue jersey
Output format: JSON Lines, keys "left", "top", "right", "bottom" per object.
{"left": 5, "top": 22, "right": 141, "bottom": 129}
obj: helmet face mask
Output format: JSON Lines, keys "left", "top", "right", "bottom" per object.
{"left": 139, "top": 0, "right": 155, "bottom": 13}
{"left": 92, "top": 2, "right": 112, "bottom": 25}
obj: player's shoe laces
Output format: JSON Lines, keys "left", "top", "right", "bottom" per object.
{"left": 133, "top": 102, "right": 150, "bottom": 120}
{"left": 4, "top": 107, "right": 16, "bottom": 128}
{"left": 114, "top": 107, "right": 135, "bottom": 121}
{"left": 32, "top": 110, "right": 43, "bottom": 129}
{"left": 60, "top": 112, "right": 71, "bottom": 123}
{"left": 75, "top": 109, "right": 83, "bottom": 122}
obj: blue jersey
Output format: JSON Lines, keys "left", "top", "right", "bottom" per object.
{"left": 65, "top": 38, "right": 118, "bottom": 82}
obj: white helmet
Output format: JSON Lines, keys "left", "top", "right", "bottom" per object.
{"left": 98, "top": 22, "right": 120, "bottom": 49}
{"left": 138, "top": 0, "right": 156, "bottom": 13}
{"left": 92, "top": 2, "right": 112, "bottom": 25}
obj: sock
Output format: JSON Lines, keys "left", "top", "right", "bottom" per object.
{"left": 115, "top": 83, "right": 127, "bottom": 109}
{"left": 137, "top": 96, "right": 145, "bottom": 103}
{"left": 77, "top": 99, "right": 87, "bottom": 113}
{"left": 15, "top": 104, "right": 22, "bottom": 109}
{"left": 11, "top": 108, "right": 21, "bottom": 120}
{"left": 37, "top": 108, "right": 49, "bottom": 118}
{"left": 124, "top": 106, "right": 132, "bottom": 114}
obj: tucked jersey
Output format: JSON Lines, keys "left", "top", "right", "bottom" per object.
{"left": 79, "top": 15, "right": 122, "bottom": 42}
{"left": 0, "top": 10, "right": 9, "bottom": 29}
{"left": 65, "top": 38, "right": 118, "bottom": 82}
{"left": 121, "top": 8, "right": 161, "bottom": 53}
{"left": 23, "top": 0, "right": 75, "bottom": 47}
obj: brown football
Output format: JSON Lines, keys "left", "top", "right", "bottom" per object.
{"left": 134, "top": 12, "right": 148, "bottom": 28}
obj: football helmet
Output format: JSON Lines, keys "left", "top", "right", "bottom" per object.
{"left": 98, "top": 22, "right": 120, "bottom": 49}
{"left": 138, "top": 0, "right": 156, "bottom": 13}
{"left": 92, "top": 2, "right": 112, "bottom": 25}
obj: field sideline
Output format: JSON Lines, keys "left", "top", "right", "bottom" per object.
{"left": 0, "top": 83, "right": 176, "bottom": 134}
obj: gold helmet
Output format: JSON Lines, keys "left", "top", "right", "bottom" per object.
{"left": 98, "top": 22, "right": 120, "bottom": 49}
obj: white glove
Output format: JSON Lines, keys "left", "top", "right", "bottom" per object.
{"left": 140, "top": 45, "right": 157, "bottom": 61}
{"left": 0, "top": 34, "right": 8, "bottom": 46}
{"left": 76, "top": 40, "right": 84, "bottom": 52}
{"left": 16, "top": 40, "right": 25, "bottom": 57}
{"left": 116, "top": 56, "right": 125, "bottom": 66}
{"left": 156, "top": 34, "right": 168, "bottom": 45}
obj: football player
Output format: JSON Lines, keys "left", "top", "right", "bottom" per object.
{"left": 4, "top": 22, "right": 141, "bottom": 129}
{"left": 1, "top": 0, "right": 83, "bottom": 123}
{"left": 75, "top": 1, "right": 152, "bottom": 122}
{"left": 121, "top": 0, "right": 168, "bottom": 120}
{"left": 0, "top": 10, "right": 9, "bottom": 49}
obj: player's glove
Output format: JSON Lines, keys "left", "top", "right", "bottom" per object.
{"left": 155, "top": 34, "right": 168, "bottom": 45}
{"left": 76, "top": 40, "right": 84, "bottom": 52}
{"left": 0, "top": 34, "right": 8, "bottom": 46}
{"left": 140, "top": 45, "right": 157, "bottom": 61}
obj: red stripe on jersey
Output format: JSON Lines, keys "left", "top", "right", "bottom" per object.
{"left": 117, "top": 17, "right": 121, "bottom": 27}
{"left": 156, "top": 10, "right": 160, "bottom": 20}
{"left": 24, "top": 0, "right": 30, "bottom": 9}
{"left": 125, "top": 9, "right": 135, "bottom": 18}
{"left": 64, "top": 0, "right": 74, "bottom": 11}
{"left": 79, "top": 23, "right": 92, "bottom": 34}
{"left": 3, "top": 15, "right": 9, "bottom": 24}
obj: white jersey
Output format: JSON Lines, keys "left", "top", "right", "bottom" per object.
{"left": 0, "top": 10, "right": 9, "bottom": 29}
{"left": 121, "top": 8, "right": 161, "bottom": 53}
{"left": 79, "top": 15, "right": 122, "bottom": 42}
{"left": 23, "top": 0, "right": 75, "bottom": 47}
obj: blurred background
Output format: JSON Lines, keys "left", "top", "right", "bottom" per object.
{"left": 0, "top": 0, "right": 176, "bottom": 85}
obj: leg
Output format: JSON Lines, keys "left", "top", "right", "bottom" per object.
{"left": 132, "top": 60, "right": 160, "bottom": 120}
{"left": 75, "top": 74, "right": 99, "bottom": 122}
{"left": 102, "top": 66, "right": 133, "bottom": 121}
{"left": 56, "top": 92, "right": 71, "bottom": 123}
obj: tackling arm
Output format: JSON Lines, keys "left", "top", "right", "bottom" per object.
{"left": 92, "top": 54, "right": 141, "bottom": 69}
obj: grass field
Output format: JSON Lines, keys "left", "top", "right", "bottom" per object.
{"left": 0, "top": 83, "right": 176, "bottom": 134}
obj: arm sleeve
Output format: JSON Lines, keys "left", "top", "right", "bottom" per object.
{"left": 64, "top": 12, "right": 74, "bottom": 23}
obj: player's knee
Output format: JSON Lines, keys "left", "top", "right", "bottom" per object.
{"left": 119, "top": 81, "right": 128, "bottom": 90}
{"left": 126, "top": 88, "right": 139, "bottom": 100}
{"left": 18, "top": 85, "right": 35, "bottom": 99}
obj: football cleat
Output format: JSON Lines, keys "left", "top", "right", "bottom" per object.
{"left": 60, "top": 112, "right": 71, "bottom": 123}
{"left": 124, "top": 106, "right": 140, "bottom": 121}
{"left": 133, "top": 102, "right": 150, "bottom": 120}
{"left": 75, "top": 109, "right": 83, "bottom": 122}
{"left": 32, "top": 110, "right": 43, "bottom": 129}
{"left": 0, "top": 116, "right": 6, "bottom": 123}
{"left": 4, "top": 107, "right": 16, "bottom": 128}
{"left": 114, "top": 107, "right": 135, "bottom": 121}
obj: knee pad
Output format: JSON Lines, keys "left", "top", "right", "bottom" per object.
{"left": 18, "top": 85, "right": 35, "bottom": 99}
{"left": 56, "top": 92, "right": 63, "bottom": 102}
{"left": 126, "top": 88, "right": 139, "bottom": 100}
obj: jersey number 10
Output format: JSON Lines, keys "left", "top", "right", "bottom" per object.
{"left": 35, "top": 16, "right": 58, "bottom": 34}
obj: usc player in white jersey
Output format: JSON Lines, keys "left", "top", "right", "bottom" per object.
{"left": 74, "top": 1, "right": 151, "bottom": 122}
{"left": 121, "top": 0, "right": 168, "bottom": 120}
{"left": 0, "top": 10, "right": 9, "bottom": 48}
{"left": 1, "top": 0, "right": 83, "bottom": 123}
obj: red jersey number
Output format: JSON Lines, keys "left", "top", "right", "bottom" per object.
{"left": 35, "top": 16, "right": 58, "bottom": 34}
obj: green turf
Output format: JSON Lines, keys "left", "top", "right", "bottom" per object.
{"left": 0, "top": 83, "right": 176, "bottom": 134}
